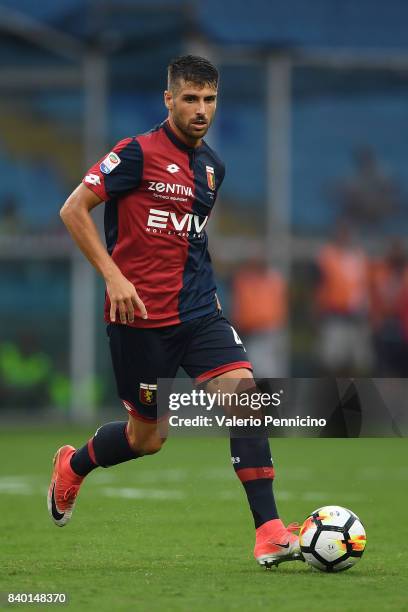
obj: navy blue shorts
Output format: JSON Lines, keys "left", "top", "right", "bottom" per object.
{"left": 107, "top": 311, "right": 252, "bottom": 422}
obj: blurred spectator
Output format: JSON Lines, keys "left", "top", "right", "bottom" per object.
{"left": 0, "top": 196, "right": 25, "bottom": 235}
{"left": 370, "top": 239, "right": 408, "bottom": 376}
{"left": 231, "top": 258, "right": 287, "bottom": 377}
{"left": 315, "top": 224, "right": 372, "bottom": 375}
{"left": 329, "top": 146, "right": 402, "bottom": 225}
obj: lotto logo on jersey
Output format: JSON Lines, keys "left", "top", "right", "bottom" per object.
{"left": 100, "top": 151, "right": 121, "bottom": 174}
{"left": 84, "top": 173, "right": 101, "bottom": 186}
{"left": 206, "top": 165, "right": 215, "bottom": 190}
{"left": 139, "top": 383, "right": 157, "bottom": 406}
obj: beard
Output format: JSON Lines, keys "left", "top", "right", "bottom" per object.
{"left": 172, "top": 112, "right": 211, "bottom": 141}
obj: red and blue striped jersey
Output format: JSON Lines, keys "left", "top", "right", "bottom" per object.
{"left": 82, "top": 120, "right": 225, "bottom": 327}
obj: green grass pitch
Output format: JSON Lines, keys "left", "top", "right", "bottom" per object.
{"left": 0, "top": 429, "right": 407, "bottom": 611}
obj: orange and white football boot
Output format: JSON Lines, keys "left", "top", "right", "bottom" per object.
{"left": 254, "top": 519, "right": 304, "bottom": 567}
{"left": 47, "top": 445, "right": 84, "bottom": 527}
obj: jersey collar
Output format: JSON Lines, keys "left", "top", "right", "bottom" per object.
{"left": 162, "top": 120, "right": 203, "bottom": 153}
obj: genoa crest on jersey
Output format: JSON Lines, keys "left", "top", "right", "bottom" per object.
{"left": 206, "top": 165, "right": 215, "bottom": 190}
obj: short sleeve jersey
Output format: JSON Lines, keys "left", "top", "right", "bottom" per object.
{"left": 83, "top": 120, "right": 225, "bottom": 328}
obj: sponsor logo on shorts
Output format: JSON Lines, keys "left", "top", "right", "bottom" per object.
{"left": 139, "top": 383, "right": 157, "bottom": 406}
{"left": 100, "top": 151, "right": 121, "bottom": 174}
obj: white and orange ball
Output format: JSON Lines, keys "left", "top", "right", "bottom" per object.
{"left": 299, "top": 505, "right": 366, "bottom": 572}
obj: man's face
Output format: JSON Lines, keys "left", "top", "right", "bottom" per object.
{"left": 164, "top": 79, "right": 217, "bottom": 144}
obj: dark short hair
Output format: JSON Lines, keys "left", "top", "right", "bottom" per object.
{"left": 167, "top": 55, "right": 218, "bottom": 92}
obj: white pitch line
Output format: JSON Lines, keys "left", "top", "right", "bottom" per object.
{"left": 101, "top": 487, "right": 186, "bottom": 500}
{"left": 0, "top": 476, "right": 31, "bottom": 483}
{"left": 356, "top": 466, "right": 408, "bottom": 480}
{"left": 0, "top": 479, "right": 363, "bottom": 505}
{"left": 301, "top": 491, "right": 363, "bottom": 502}
{"left": 90, "top": 472, "right": 116, "bottom": 484}
{"left": 0, "top": 476, "right": 34, "bottom": 494}
{"left": 0, "top": 482, "right": 33, "bottom": 494}
{"left": 275, "top": 491, "right": 294, "bottom": 501}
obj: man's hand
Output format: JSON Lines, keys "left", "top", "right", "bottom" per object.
{"left": 106, "top": 271, "right": 147, "bottom": 324}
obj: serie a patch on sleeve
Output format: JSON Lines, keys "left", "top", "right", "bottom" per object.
{"left": 100, "top": 152, "right": 121, "bottom": 174}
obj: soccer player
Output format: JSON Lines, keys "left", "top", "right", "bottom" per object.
{"left": 48, "top": 55, "right": 301, "bottom": 567}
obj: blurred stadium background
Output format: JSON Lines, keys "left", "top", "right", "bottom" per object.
{"left": 1, "top": 0, "right": 408, "bottom": 423}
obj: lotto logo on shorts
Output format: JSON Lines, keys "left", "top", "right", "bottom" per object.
{"left": 139, "top": 383, "right": 157, "bottom": 406}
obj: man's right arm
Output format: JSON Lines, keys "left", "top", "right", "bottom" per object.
{"left": 60, "top": 183, "right": 147, "bottom": 323}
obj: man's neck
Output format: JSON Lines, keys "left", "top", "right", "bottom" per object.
{"left": 167, "top": 116, "right": 201, "bottom": 149}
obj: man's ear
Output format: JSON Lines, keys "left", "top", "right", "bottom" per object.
{"left": 164, "top": 90, "right": 173, "bottom": 111}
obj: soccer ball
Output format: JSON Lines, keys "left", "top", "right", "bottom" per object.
{"left": 299, "top": 505, "right": 366, "bottom": 572}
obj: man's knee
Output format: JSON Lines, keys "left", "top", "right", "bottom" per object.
{"left": 127, "top": 430, "right": 167, "bottom": 456}
{"left": 138, "top": 436, "right": 167, "bottom": 456}
{"left": 206, "top": 368, "right": 254, "bottom": 394}
{"left": 205, "top": 368, "right": 255, "bottom": 415}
